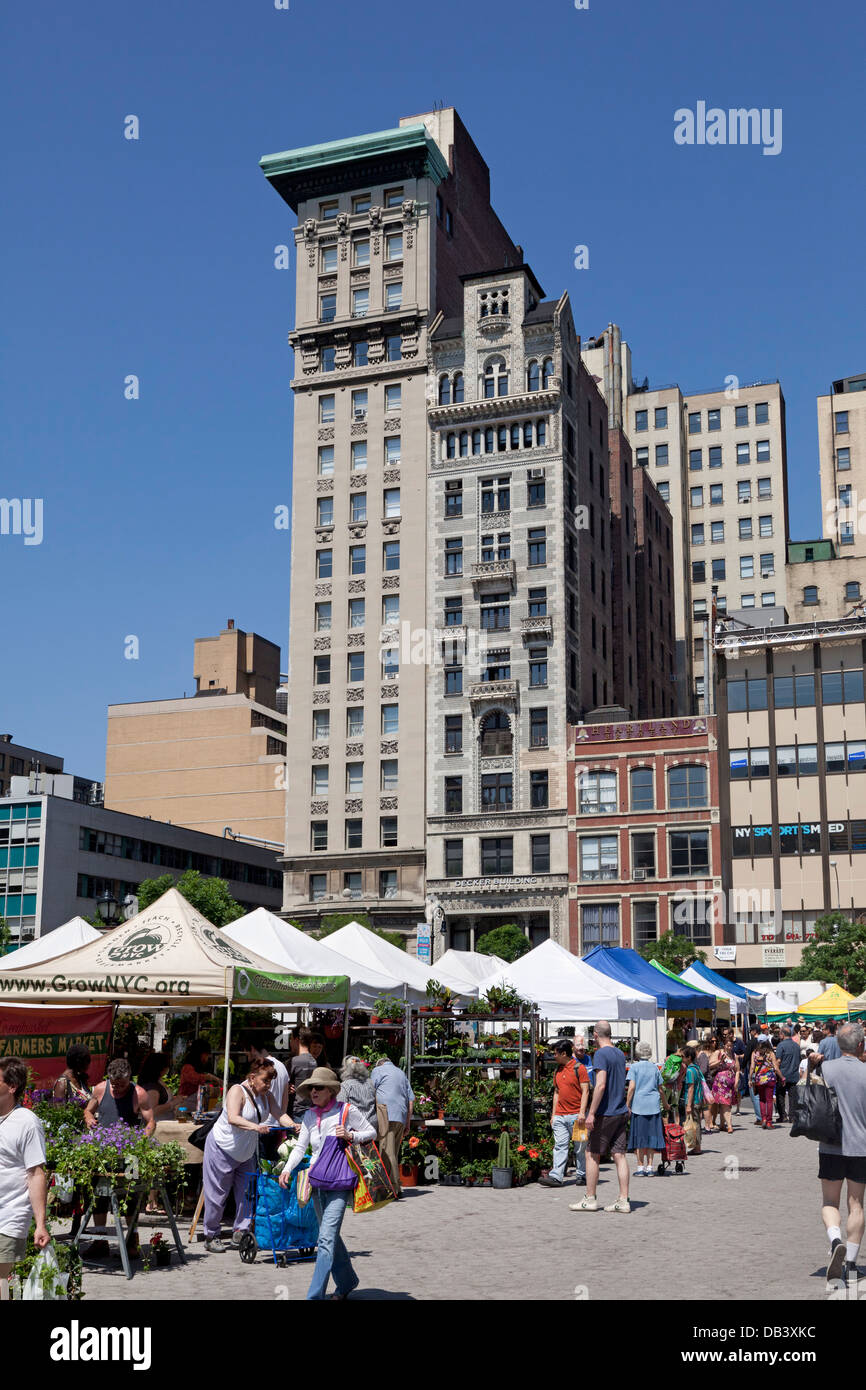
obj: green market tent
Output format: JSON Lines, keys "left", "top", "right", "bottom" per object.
{"left": 0, "top": 888, "right": 350, "bottom": 1089}
{"left": 650, "top": 958, "right": 729, "bottom": 1017}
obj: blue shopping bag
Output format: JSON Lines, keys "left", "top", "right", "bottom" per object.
{"left": 255, "top": 1166, "right": 319, "bottom": 1252}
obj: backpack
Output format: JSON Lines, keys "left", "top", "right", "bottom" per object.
{"left": 662, "top": 1054, "right": 683, "bottom": 1084}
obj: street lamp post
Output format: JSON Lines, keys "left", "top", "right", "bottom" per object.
{"left": 829, "top": 860, "right": 841, "bottom": 912}
{"left": 96, "top": 889, "right": 120, "bottom": 928}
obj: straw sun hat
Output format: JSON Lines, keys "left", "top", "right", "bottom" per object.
{"left": 296, "top": 1067, "right": 341, "bottom": 1097}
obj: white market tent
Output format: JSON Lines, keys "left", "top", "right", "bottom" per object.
{"left": 680, "top": 963, "right": 766, "bottom": 1017}
{"left": 223, "top": 907, "right": 407, "bottom": 1008}
{"left": 473, "top": 939, "right": 658, "bottom": 1021}
{"left": 0, "top": 916, "right": 101, "bottom": 970}
{"left": 432, "top": 948, "right": 509, "bottom": 996}
{"left": 324, "top": 920, "right": 454, "bottom": 999}
{"left": 0, "top": 889, "right": 351, "bottom": 1087}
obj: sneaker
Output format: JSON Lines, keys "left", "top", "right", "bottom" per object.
{"left": 574, "top": 1175, "right": 587, "bottom": 1186}
{"left": 845, "top": 1261, "right": 859, "bottom": 1281}
{"left": 569, "top": 1195, "right": 598, "bottom": 1211}
{"left": 827, "top": 1238, "right": 846, "bottom": 1283}
{"left": 204, "top": 1238, "right": 227, "bottom": 1254}
{"left": 538, "top": 1175, "right": 563, "bottom": 1187}
{"left": 230, "top": 1230, "right": 244, "bottom": 1247}
{"left": 604, "top": 1198, "right": 632, "bottom": 1213}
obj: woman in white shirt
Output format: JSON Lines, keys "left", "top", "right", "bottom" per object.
{"left": 202, "top": 1059, "right": 291, "bottom": 1253}
{"left": 280, "top": 1066, "right": 376, "bottom": 1300}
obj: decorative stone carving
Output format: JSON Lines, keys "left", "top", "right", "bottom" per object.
{"left": 347, "top": 580, "right": 366, "bottom": 594}
{"left": 318, "top": 427, "right": 335, "bottom": 442}
{"left": 303, "top": 217, "right": 318, "bottom": 267}
{"left": 314, "top": 583, "right": 332, "bottom": 598}
{"left": 380, "top": 740, "right": 398, "bottom": 755}
{"left": 381, "top": 576, "right": 399, "bottom": 591}
{"left": 368, "top": 206, "right": 383, "bottom": 254}
{"left": 380, "top": 796, "right": 398, "bottom": 811}
{"left": 315, "top": 526, "right": 334, "bottom": 542}
{"left": 470, "top": 559, "right": 517, "bottom": 588}
{"left": 312, "top": 691, "right": 330, "bottom": 706}
{"left": 336, "top": 212, "right": 350, "bottom": 259}
{"left": 318, "top": 274, "right": 338, "bottom": 289}
{"left": 346, "top": 687, "right": 364, "bottom": 703}
{"left": 348, "top": 524, "right": 368, "bottom": 539}
{"left": 310, "top": 800, "right": 329, "bottom": 814}
{"left": 344, "top": 742, "right": 364, "bottom": 758}
{"left": 316, "top": 478, "right": 334, "bottom": 493}
{"left": 347, "top": 633, "right": 365, "bottom": 648}
{"left": 344, "top": 799, "right": 362, "bottom": 813}
{"left": 313, "top": 636, "right": 331, "bottom": 651}
{"left": 350, "top": 422, "right": 367, "bottom": 437}
{"left": 383, "top": 266, "right": 403, "bottom": 281}
{"left": 311, "top": 745, "right": 329, "bottom": 761}
{"left": 521, "top": 615, "right": 553, "bottom": 639}
{"left": 478, "top": 757, "right": 512, "bottom": 772}
{"left": 349, "top": 477, "right": 367, "bottom": 492}
{"left": 382, "top": 521, "right": 400, "bottom": 537}
{"left": 400, "top": 318, "right": 419, "bottom": 358}
{"left": 382, "top": 468, "right": 400, "bottom": 485}
{"left": 402, "top": 197, "right": 417, "bottom": 248}
{"left": 380, "top": 684, "right": 399, "bottom": 699}
{"left": 383, "top": 417, "right": 401, "bottom": 432}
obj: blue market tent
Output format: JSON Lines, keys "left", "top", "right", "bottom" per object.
{"left": 583, "top": 946, "right": 717, "bottom": 1012}
{"left": 680, "top": 960, "right": 766, "bottom": 1015}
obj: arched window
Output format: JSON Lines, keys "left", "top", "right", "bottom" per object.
{"left": 483, "top": 356, "right": 509, "bottom": 399}
{"left": 542, "top": 358, "right": 554, "bottom": 389}
{"left": 511, "top": 424, "right": 521, "bottom": 450}
{"left": 667, "top": 764, "right": 707, "bottom": 809}
{"left": 472, "top": 429, "right": 482, "bottom": 455}
{"left": 446, "top": 433, "right": 456, "bottom": 460}
{"left": 453, "top": 373, "right": 465, "bottom": 404}
{"left": 523, "top": 422, "right": 533, "bottom": 448}
{"left": 479, "top": 710, "right": 512, "bottom": 757}
{"left": 497, "top": 425, "right": 508, "bottom": 452}
{"left": 485, "top": 427, "right": 495, "bottom": 453}
{"left": 527, "top": 361, "right": 540, "bottom": 392}
{"left": 438, "top": 375, "right": 451, "bottom": 405}
{"left": 459, "top": 431, "right": 469, "bottom": 457}
{"left": 536, "top": 419, "right": 547, "bottom": 446}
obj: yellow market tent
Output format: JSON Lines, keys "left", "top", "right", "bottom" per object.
{"left": 766, "top": 982, "right": 856, "bottom": 1022}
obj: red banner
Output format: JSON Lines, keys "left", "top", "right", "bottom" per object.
{"left": 0, "top": 1006, "right": 113, "bottom": 1088}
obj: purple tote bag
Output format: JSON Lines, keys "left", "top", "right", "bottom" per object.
{"left": 310, "top": 1104, "right": 357, "bottom": 1191}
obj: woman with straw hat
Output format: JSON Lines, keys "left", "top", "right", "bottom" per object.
{"left": 279, "top": 1066, "right": 376, "bottom": 1300}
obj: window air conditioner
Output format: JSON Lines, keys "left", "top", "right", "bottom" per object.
{"left": 633, "top": 868, "right": 647, "bottom": 881}
{"left": 528, "top": 468, "right": 545, "bottom": 479}
{"left": 354, "top": 409, "right": 367, "bottom": 421}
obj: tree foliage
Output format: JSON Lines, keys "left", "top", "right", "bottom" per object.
{"left": 641, "top": 933, "right": 707, "bottom": 973}
{"left": 475, "top": 923, "right": 531, "bottom": 964}
{"left": 315, "top": 912, "right": 406, "bottom": 952}
{"left": 0, "top": 917, "right": 10, "bottom": 956}
{"left": 783, "top": 913, "right": 866, "bottom": 994}
{"left": 135, "top": 869, "right": 245, "bottom": 927}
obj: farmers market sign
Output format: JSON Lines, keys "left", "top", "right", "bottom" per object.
{"left": 232, "top": 968, "right": 349, "bottom": 1005}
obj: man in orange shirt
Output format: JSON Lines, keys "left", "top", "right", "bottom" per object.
{"left": 540, "top": 1039, "right": 591, "bottom": 1188}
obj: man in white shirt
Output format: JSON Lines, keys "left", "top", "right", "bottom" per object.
{"left": 0, "top": 1056, "right": 50, "bottom": 1300}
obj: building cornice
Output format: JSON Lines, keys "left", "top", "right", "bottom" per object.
{"left": 261, "top": 124, "right": 451, "bottom": 212}
{"left": 428, "top": 389, "right": 560, "bottom": 427}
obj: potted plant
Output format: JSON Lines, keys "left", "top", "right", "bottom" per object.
{"left": 371, "top": 995, "right": 405, "bottom": 1025}
{"left": 424, "top": 979, "right": 446, "bottom": 1013}
{"left": 492, "top": 1131, "right": 513, "bottom": 1188}
{"left": 150, "top": 1232, "right": 171, "bottom": 1267}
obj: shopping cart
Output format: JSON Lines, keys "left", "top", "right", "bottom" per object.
{"left": 238, "top": 1161, "right": 319, "bottom": 1267}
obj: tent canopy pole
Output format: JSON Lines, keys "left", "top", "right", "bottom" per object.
{"left": 222, "top": 1002, "right": 233, "bottom": 1097}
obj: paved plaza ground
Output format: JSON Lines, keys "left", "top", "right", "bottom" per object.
{"left": 62, "top": 1117, "right": 849, "bottom": 1302}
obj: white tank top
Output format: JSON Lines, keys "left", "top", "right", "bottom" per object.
{"left": 211, "top": 1084, "right": 267, "bottom": 1161}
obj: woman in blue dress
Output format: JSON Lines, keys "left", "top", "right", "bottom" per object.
{"left": 626, "top": 1042, "right": 665, "bottom": 1176}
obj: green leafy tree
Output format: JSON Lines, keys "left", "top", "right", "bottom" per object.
{"left": 315, "top": 912, "right": 406, "bottom": 952}
{"left": 641, "top": 933, "right": 707, "bottom": 973}
{"left": 475, "top": 924, "right": 531, "bottom": 964}
{"left": 783, "top": 913, "right": 866, "bottom": 994}
{"left": 136, "top": 869, "right": 245, "bottom": 927}
{"left": 0, "top": 917, "right": 11, "bottom": 956}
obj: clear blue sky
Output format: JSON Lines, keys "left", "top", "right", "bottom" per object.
{"left": 2, "top": 0, "right": 863, "bottom": 780}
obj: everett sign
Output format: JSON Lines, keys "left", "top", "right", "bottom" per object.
{"left": 574, "top": 718, "right": 707, "bottom": 744}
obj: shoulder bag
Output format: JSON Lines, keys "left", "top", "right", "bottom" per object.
{"left": 790, "top": 1069, "right": 842, "bottom": 1145}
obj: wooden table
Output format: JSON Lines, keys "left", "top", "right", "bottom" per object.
{"left": 154, "top": 1120, "right": 204, "bottom": 1165}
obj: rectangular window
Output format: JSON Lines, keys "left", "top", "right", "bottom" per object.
{"left": 656, "top": 443, "right": 669, "bottom": 467}
{"left": 761, "top": 591, "right": 775, "bottom": 607}
{"left": 384, "top": 436, "right": 401, "bottom": 465}
{"left": 837, "top": 447, "right": 851, "bottom": 470}
{"left": 444, "top": 595, "right": 463, "bottom": 626}
{"left": 528, "top": 528, "right": 547, "bottom": 566}
{"left": 711, "top": 520, "right": 725, "bottom": 543}
{"left": 688, "top": 412, "right": 701, "bottom": 434}
{"left": 313, "top": 710, "right": 330, "bottom": 742}
{"left": 350, "top": 493, "right": 367, "bottom": 524}
{"left": 635, "top": 409, "right": 648, "bottom": 432}
{"left": 480, "top": 592, "right": 510, "bottom": 630}
{"left": 581, "top": 903, "right": 620, "bottom": 950}
{"left": 384, "top": 384, "right": 401, "bottom": 414}
{"left": 669, "top": 830, "right": 710, "bottom": 876}
{"left": 352, "top": 389, "right": 368, "bottom": 420}
{"left": 343, "top": 871, "right": 362, "bottom": 899}
{"left": 636, "top": 447, "right": 649, "bottom": 466}
{"left": 347, "top": 707, "right": 364, "bottom": 737}
{"left": 312, "top": 765, "right": 329, "bottom": 795}
{"left": 836, "top": 411, "right": 849, "bottom": 433}
{"left": 531, "top": 833, "right": 550, "bottom": 873}
{"left": 707, "top": 446, "right": 722, "bottom": 468}
{"left": 353, "top": 238, "right": 370, "bottom": 267}
{"left": 379, "top": 869, "right": 398, "bottom": 900}
{"left": 311, "top": 821, "right": 328, "bottom": 852}
{"left": 314, "top": 601, "right": 332, "bottom": 632}
{"left": 445, "top": 776, "right": 463, "bottom": 813}
{"left": 385, "top": 281, "right": 402, "bottom": 310}
{"left": 580, "top": 835, "right": 618, "bottom": 881}
{"left": 320, "top": 293, "right": 336, "bottom": 323}
{"left": 530, "top": 769, "right": 549, "bottom": 808}
{"left": 480, "top": 837, "right": 513, "bottom": 874}
{"left": 528, "top": 587, "right": 547, "bottom": 617}
{"left": 309, "top": 873, "right": 327, "bottom": 902}
{"left": 381, "top": 647, "right": 399, "bottom": 680}
{"left": 710, "top": 484, "right": 723, "bottom": 505}
{"left": 757, "top": 477, "right": 771, "bottom": 498}
{"left": 383, "top": 540, "right": 400, "bottom": 572}
{"left": 668, "top": 764, "right": 707, "bottom": 809}
{"left": 349, "top": 545, "right": 366, "bottom": 575}
{"left": 381, "top": 759, "right": 398, "bottom": 792}
{"left": 444, "top": 840, "right": 463, "bottom": 877}
{"left": 578, "top": 770, "right": 616, "bottom": 814}
{"left": 740, "top": 555, "right": 754, "bottom": 578}
{"left": 691, "top": 524, "right": 704, "bottom": 545}
{"left": 736, "top": 441, "right": 750, "bottom": 465}
{"left": 350, "top": 441, "right": 367, "bottom": 473}
{"left": 383, "top": 488, "right": 401, "bottom": 519}
{"left": 689, "top": 449, "right": 702, "bottom": 471}
{"left": 444, "top": 665, "right": 463, "bottom": 696}
{"left": 382, "top": 595, "right": 399, "bottom": 627}
{"left": 741, "top": 593, "right": 755, "bottom": 608}
{"left": 445, "top": 480, "right": 463, "bottom": 517}
{"left": 445, "top": 714, "right": 463, "bottom": 754}
{"left": 739, "top": 518, "right": 752, "bottom": 539}
{"left": 316, "top": 549, "right": 333, "bottom": 580}
{"left": 381, "top": 703, "right": 399, "bottom": 735}
{"left": 481, "top": 773, "right": 513, "bottom": 809}
{"left": 755, "top": 402, "right": 769, "bottom": 424}
{"left": 345, "top": 819, "right": 362, "bottom": 849}
{"left": 317, "top": 497, "right": 334, "bottom": 527}
{"left": 321, "top": 244, "right": 338, "bottom": 273}
{"left": 756, "top": 439, "right": 770, "bottom": 461}
{"left": 347, "top": 652, "right": 364, "bottom": 683}
{"left": 822, "top": 668, "right": 865, "bottom": 705}
{"left": 381, "top": 817, "right": 398, "bottom": 848}
{"left": 314, "top": 655, "right": 330, "bottom": 686}
{"left": 319, "top": 394, "right": 336, "bottom": 424}
{"left": 690, "top": 486, "right": 704, "bottom": 508}
{"left": 672, "top": 897, "right": 712, "bottom": 945}
{"left": 529, "top": 648, "right": 548, "bottom": 687}
{"left": 631, "top": 831, "right": 656, "bottom": 877}
{"left": 351, "top": 341, "right": 367, "bottom": 369}
{"left": 530, "top": 708, "right": 549, "bottom": 747}
{"left": 347, "top": 597, "right": 365, "bottom": 628}
{"left": 352, "top": 287, "right": 369, "bottom": 318}
{"left": 385, "top": 232, "right": 403, "bottom": 262}
{"left": 707, "top": 408, "right": 721, "bottom": 431}
{"left": 655, "top": 406, "right": 668, "bottom": 428}
{"left": 318, "top": 445, "right": 334, "bottom": 476}
{"left": 712, "top": 558, "right": 726, "bottom": 580}
{"left": 759, "top": 552, "right": 774, "bottom": 575}
{"left": 735, "top": 405, "right": 749, "bottom": 426}
{"left": 527, "top": 477, "right": 546, "bottom": 507}
{"left": 630, "top": 767, "right": 654, "bottom": 811}
{"left": 657, "top": 481, "right": 670, "bottom": 502}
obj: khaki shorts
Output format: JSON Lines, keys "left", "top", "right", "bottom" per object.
{"left": 587, "top": 1112, "right": 629, "bottom": 1156}
{"left": 0, "top": 1231, "right": 27, "bottom": 1264}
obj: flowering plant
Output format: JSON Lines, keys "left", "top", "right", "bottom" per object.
{"left": 50, "top": 1122, "right": 187, "bottom": 1211}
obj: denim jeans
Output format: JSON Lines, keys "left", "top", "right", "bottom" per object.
{"left": 551, "top": 1113, "right": 585, "bottom": 1181}
{"left": 748, "top": 1084, "right": 761, "bottom": 1120}
{"left": 307, "top": 1188, "right": 358, "bottom": 1301}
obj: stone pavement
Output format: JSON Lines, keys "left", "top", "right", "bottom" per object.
{"left": 62, "top": 1118, "right": 846, "bottom": 1301}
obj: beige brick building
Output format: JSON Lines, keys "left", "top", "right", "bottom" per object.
{"left": 104, "top": 622, "right": 286, "bottom": 842}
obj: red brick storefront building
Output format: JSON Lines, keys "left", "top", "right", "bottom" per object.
{"left": 567, "top": 714, "right": 726, "bottom": 956}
